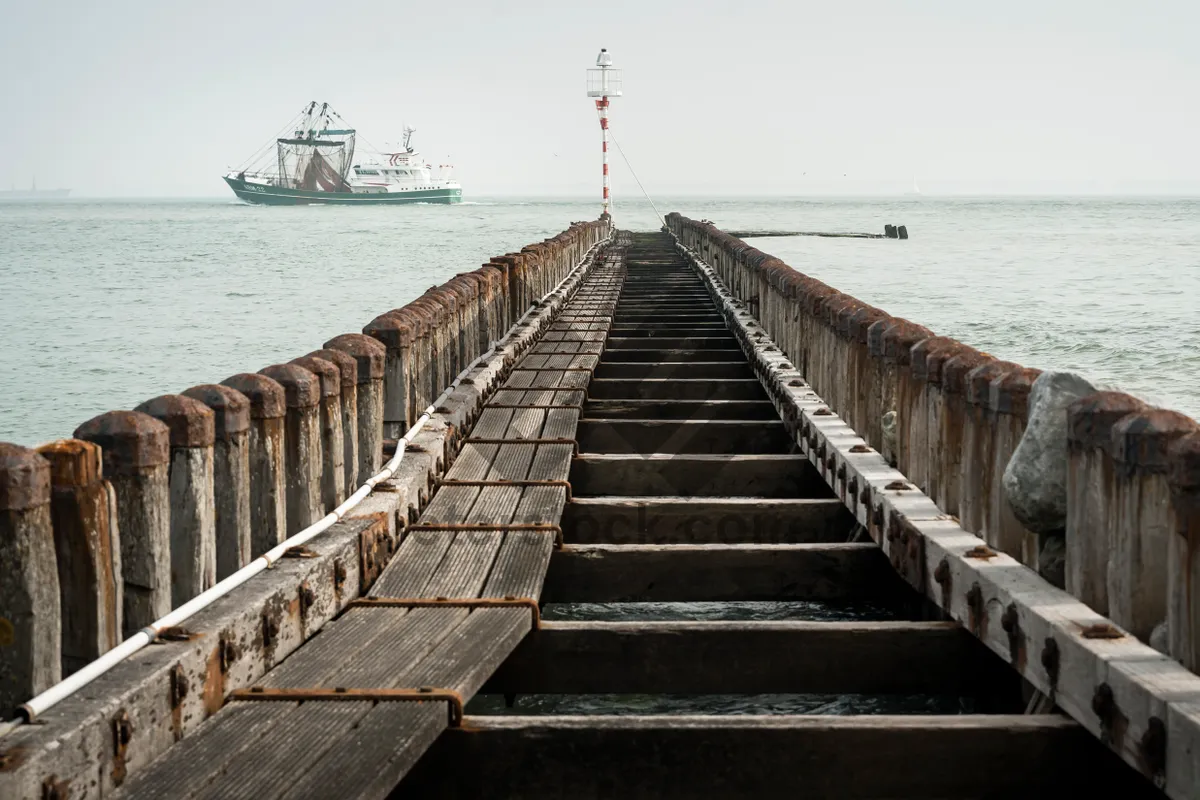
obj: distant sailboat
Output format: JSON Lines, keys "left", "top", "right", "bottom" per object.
{"left": 907, "top": 176, "right": 922, "bottom": 197}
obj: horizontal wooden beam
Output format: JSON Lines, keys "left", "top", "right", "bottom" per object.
{"left": 577, "top": 420, "right": 793, "bottom": 454}
{"left": 570, "top": 454, "right": 830, "bottom": 498}
{"left": 593, "top": 362, "right": 754, "bottom": 380}
{"left": 605, "top": 336, "right": 739, "bottom": 350}
{"left": 600, "top": 348, "right": 743, "bottom": 363}
{"left": 564, "top": 497, "right": 852, "bottom": 544}
{"left": 583, "top": 399, "right": 778, "bottom": 420}
{"left": 399, "top": 715, "right": 1155, "bottom": 799}
{"left": 541, "top": 543, "right": 900, "bottom": 603}
{"left": 481, "top": 620, "right": 982, "bottom": 695}
{"left": 585, "top": 378, "right": 767, "bottom": 401}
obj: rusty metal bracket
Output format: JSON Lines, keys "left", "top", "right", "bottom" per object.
{"left": 229, "top": 687, "right": 465, "bottom": 727}
{"left": 485, "top": 404, "right": 585, "bottom": 411}
{"left": 349, "top": 596, "right": 541, "bottom": 629}
{"left": 437, "top": 478, "right": 573, "bottom": 501}
{"left": 526, "top": 351, "right": 604, "bottom": 357}
{"left": 463, "top": 437, "right": 579, "bottom": 455}
{"left": 406, "top": 522, "right": 564, "bottom": 548}
{"left": 510, "top": 367, "right": 595, "bottom": 372}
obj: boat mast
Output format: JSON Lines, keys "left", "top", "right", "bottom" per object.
{"left": 587, "top": 48, "right": 622, "bottom": 217}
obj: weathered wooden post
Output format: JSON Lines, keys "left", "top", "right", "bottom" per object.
{"left": 960, "top": 360, "right": 1018, "bottom": 540}
{"left": 221, "top": 374, "right": 287, "bottom": 558}
{"left": 182, "top": 384, "right": 252, "bottom": 579}
{"left": 882, "top": 320, "right": 932, "bottom": 470}
{"left": 1064, "top": 391, "right": 1146, "bottom": 615}
{"left": 1106, "top": 409, "right": 1197, "bottom": 642}
{"left": 307, "top": 348, "right": 359, "bottom": 497}
{"left": 907, "top": 336, "right": 958, "bottom": 495}
{"left": 0, "top": 444, "right": 59, "bottom": 716}
{"left": 135, "top": 395, "right": 217, "bottom": 607}
{"left": 363, "top": 311, "right": 417, "bottom": 439}
{"left": 937, "top": 350, "right": 991, "bottom": 518}
{"left": 290, "top": 355, "right": 346, "bottom": 512}
{"left": 36, "top": 439, "right": 122, "bottom": 675}
{"left": 920, "top": 341, "right": 970, "bottom": 508}
{"left": 75, "top": 411, "right": 171, "bottom": 636}
{"left": 1168, "top": 432, "right": 1200, "bottom": 669}
{"left": 323, "top": 334, "right": 386, "bottom": 485}
{"left": 259, "top": 364, "right": 323, "bottom": 535}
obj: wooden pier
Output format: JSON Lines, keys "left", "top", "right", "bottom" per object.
{"left": 4, "top": 222, "right": 1200, "bottom": 799}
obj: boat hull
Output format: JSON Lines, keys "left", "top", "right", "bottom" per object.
{"left": 224, "top": 176, "right": 462, "bottom": 206}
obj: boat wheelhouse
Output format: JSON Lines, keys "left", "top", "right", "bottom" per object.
{"left": 223, "top": 102, "right": 462, "bottom": 205}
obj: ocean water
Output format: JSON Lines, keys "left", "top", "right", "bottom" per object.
{"left": 1, "top": 196, "right": 1198, "bottom": 446}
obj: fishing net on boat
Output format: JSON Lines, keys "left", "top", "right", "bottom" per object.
{"left": 276, "top": 126, "right": 356, "bottom": 192}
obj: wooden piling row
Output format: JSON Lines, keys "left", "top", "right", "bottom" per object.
{"left": 666, "top": 211, "right": 1200, "bottom": 665}
{"left": 0, "top": 218, "right": 609, "bottom": 719}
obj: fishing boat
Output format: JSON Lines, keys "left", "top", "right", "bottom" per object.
{"left": 223, "top": 102, "right": 462, "bottom": 205}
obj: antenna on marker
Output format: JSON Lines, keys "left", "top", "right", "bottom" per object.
{"left": 586, "top": 48, "right": 622, "bottom": 218}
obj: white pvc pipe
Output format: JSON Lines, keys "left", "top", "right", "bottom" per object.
{"left": 0, "top": 231, "right": 611, "bottom": 738}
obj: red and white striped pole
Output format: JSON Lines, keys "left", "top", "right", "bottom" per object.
{"left": 597, "top": 96, "right": 610, "bottom": 216}
{"left": 588, "top": 49, "right": 620, "bottom": 219}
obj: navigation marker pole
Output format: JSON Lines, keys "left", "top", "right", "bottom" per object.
{"left": 587, "top": 49, "right": 622, "bottom": 217}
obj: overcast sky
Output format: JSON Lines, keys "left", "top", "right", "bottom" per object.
{"left": 3, "top": 0, "right": 1198, "bottom": 197}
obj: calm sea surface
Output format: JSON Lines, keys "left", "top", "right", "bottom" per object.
{"left": 2, "top": 196, "right": 1198, "bottom": 445}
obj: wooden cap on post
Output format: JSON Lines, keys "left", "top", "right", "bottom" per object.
{"left": 0, "top": 442, "right": 51, "bottom": 511}
{"left": 259, "top": 364, "right": 320, "bottom": 409}
{"left": 221, "top": 373, "right": 286, "bottom": 420}
{"left": 182, "top": 384, "right": 251, "bottom": 441}
{"left": 323, "top": 334, "right": 385, "bottom": 385}
{"left": 306, "top": 349, "right": 358, "bottom": 389}
{"left": 1066, "top": 392, "right": 1148, "bottom": 453}
{"left": 289, "top": 356, "right": 341, "bottom": 399}
{"left": 135, "top": 395, "right": 216, "bottom": 448}
{"left": 74, "top": 411, "right": 170, "bottom": 475}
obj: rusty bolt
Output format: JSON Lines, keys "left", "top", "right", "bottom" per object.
{"left": 218, "top": 637, "right": 236, "bottom": 674}
{"left": 1092, "top": 682, "right": 1115, "bottom": 726}
{"left": 788, "top": 379, "right": 804, "bottom": 387}
{"left": 1081, "top": 623, "right": 1124, "bottom": 640}
{"left": 1141, "top": 716, "right": 1167, "bottom": 777}
{"left": 933, "top": 558, "right": 950, "bottom": 585}
{"left": 885, "top": 480, "right": 910, "bottom": 491}
{"left": 963, "top": 544, "right": 998, "bottom": 560}
{"left": 1041, "top": 637, "right": 1060, "bottom": 687}
{"left": 836, "top": 463, "right": 847, "bottom": 482}
{"left": 262, "top": 613, "right": 279, "bottom": 649}
{"left": 42, "top": 776, "right": 70, "bottom": 800}
{"left": 850, "top": 444, "right": 871, "bottom": 453}
{"left": 112, "top": 709, "right": 133, "bottom": 752}
{"left": 333, "top": 560, "right": 347, "bottom": 595}
{"left": 859, "top": 485, "right": 871, "bottom": 505}
{"left": 813, "top": 408, "right": 832, "bottom": 416}
{"left": 169, "top": 664, "right": 189, "bottom": 709}
{"left": 299, "top": 582, "right": 316, "bottom": 618}
{"left": 1000, "top": 603, "right": 1019, "bottom": 634}
{"left": 873, "top": 504, "right": 884, "bottom": 529}
{"left": 847, "top": 476, "right": 859, "bottom": 498}
{"left": 966, "top": 584, "right": 985, "bottom": 627}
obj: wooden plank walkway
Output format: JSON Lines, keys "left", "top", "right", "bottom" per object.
{"left": 115, "top": 242, "right": 629, "bottom": 798}
{"left": 119, "top": 232, "right": 1162, "bottom": 799}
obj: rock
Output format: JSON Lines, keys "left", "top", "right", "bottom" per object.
{"left": 881, "top": 411, "right": 897, "bottom": 465}
{"left": 1038, "top": 533, "right": 1065, "bottom": 588}
{"left": 1003, "top": 371, "right": 1096, "bottom": 533}
{"left": 1150, "top": 620, "right": 1169, "bottom": 655}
